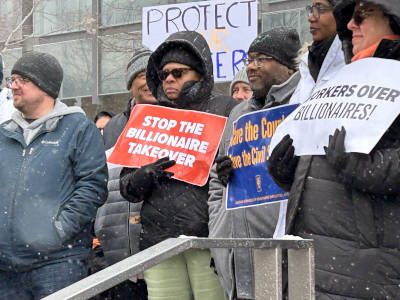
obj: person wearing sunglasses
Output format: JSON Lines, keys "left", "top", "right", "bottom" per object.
{"left": 269, "top": 1, "right": 400, "bottom": 298}
{"left": 289, "top": 0, "right": 345, "bottom": 106}
{"left": 120, "top": 31, "right": 236, "bottom": 300}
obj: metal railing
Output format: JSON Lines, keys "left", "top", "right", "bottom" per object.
{"left": 43, "top": 237, "right": 314, "bottom": 300}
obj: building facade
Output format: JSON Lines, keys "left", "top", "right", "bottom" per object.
{"left": 0, "top": 0, "right": 310, "bottom": 118}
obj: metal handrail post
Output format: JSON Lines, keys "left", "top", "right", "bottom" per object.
{"left": 43, "top": 237, "right": 313, "bottom": 300}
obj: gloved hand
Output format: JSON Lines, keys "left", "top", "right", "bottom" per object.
{"left": 333, "top": 0, "right": 356, "bottom": 63}
{"left": 324, "top": 126, "right": 349, "bottom": 170}
{"left": 267, "top": 134, "right": 298, "bottom": 187}
{"left": 215, "top": 155, "right": 233, "bottom": 186}
{"left": 120, "top": 157, "right": 175, "bottom": 202}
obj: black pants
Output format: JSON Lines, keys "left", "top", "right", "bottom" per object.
{"left": 88, "top": 246, "right": 148, "bottom": 300}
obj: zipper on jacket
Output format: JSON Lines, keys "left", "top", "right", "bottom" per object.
{"left": 10, "top": 146, "right": 30, "bottom": 262}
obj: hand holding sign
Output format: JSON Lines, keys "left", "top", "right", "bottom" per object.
{"left": 324, "top": 127, "right": 349, "bottom": 170}
{"left": 215, "top": 155, "right": 233, "bottom": 186}
{"left": 121, "top": 157, "right": 176, "bottom": 202}
{"left": 267, "top": 134, "right": 298, "bottom": 189}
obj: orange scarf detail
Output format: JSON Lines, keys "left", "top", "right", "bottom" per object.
{"left": 351, "top": 35, "right": 400, "bottom": 62}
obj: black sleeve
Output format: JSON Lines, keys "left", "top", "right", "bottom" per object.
{"left": 337, "top": 148, "right": 400, "bottom": 195}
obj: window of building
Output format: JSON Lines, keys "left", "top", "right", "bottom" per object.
{"left": 262, "top": 8, "right": 312, "bottom": 45}
{"left": 99, "top": 33, "right": 137, "bottom": 95}
{"left": 34, "top": 39, "right": 92, "bottom": 99}
{"left": 33, "top": 0, "right": 92, "bottom": 36}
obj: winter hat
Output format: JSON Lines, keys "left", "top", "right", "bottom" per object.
{"left": 11, "top": 51, "right": 63, "bottom": 99}
{"left": 248, "top": 27, "right": 301, "bottom": 71}
{"left": 327, "top": 0, "right": 338, "bottom": 6}
{"left": 126, "top": 47, "right": 152, "bottom": 90}
{"left": 159, "top": 47, "right": 204, "bottom": 75}
{"left": 229, "top": 68, "right": 250, "bottom": 96}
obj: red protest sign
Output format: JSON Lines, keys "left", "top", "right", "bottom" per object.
{"left": 108, "top": 104, "right": 227, "bottom": 186}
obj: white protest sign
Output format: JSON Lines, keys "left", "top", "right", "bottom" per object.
{"left": 271, "top": 58, "right": 400, "bottom": 155}
{"left": 142, "top": 0, "right": 258, "bottom": 82}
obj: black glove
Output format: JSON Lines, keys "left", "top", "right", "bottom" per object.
{"left": 215, "top": 155, "right": 233, "bottom": 186}
{"left": 120, "top": 157, "right": 175, "bottom": 202}
{"left": 333, "top": 0, "right": 356, "bottom": 63}
{"left": 267, "top": 134, "right": 298, "bottom": 188}
{"left": 324, "top": 126, "right": 349, "bottom": 170}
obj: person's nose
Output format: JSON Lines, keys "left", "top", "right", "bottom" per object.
{"left": 236, "top": 90, "right": 246, "bottom": 102}
{"left": 347, "top": 17, "right": 358, "bottom": 31}
{"left": 246, "top": 61, "right": 257, "bottom": 72}
{"left": 164, "top": 73, "right": 176, "bottom": 83}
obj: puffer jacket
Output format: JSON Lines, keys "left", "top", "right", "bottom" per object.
{"left": 94, "top": 149, "right": 142, "bottom": 266}
{"left": 283, "top": 39, "right": 400, "bottom": 299}
{"left": 0, "top": 101, "right": 108, "bottom": 272}
{"left": 289, "top": 35, "right": 345, "bottom": 105}
{"left": 103, "top": 99, "right": 132, "bottom": 151}
{"left": 121, "top": 31, "right": 237, "bottom": 250}
{"left": 208, "top": 72, "right": 300, "bottom": 300}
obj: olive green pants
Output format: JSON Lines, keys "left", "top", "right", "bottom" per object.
{"left": 144, "top": 248, "right": 225, "bottom": 300}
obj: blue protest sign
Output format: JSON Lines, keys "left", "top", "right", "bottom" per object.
{"left": 226, "top": 104, "right": 298, "bottom": 210}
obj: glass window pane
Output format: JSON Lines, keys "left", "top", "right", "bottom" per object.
{"left": 99, "top": 34, "right": 138, "bottom": 95}
{"left": 2, "top": 48, "right": 23, "bottom": 80}
{"left": 33, "top": 0, "right": 92, "bottom": 36}
{"left": 101, "top": 0, "right": 177, "bottom": 26}
{"left": 0, "top": 0, "right": 22, "bottom": 42}
{"left": 34, "top": 39, "right": 92, "bottom": 99}
{"left": 262, "top": 8, "right": 312, "bottom": 45}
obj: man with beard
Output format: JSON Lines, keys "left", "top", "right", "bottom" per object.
{"left": 207, "top": 28, "right": 301, "bottom": 300}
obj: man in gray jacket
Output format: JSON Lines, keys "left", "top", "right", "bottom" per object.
{"left": 0, "top": 51, "right": 108, "bottom": 299}
{"left": 208, "top": 28, "right": 301, "bottom": 300}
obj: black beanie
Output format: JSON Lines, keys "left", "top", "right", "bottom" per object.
{"left": 11, "top": 51, "right": 63, "bottom": 99}
{"left": 160, "top": 47, "right": 204, "bottom": 75}
{"left": 248, "top": 28, "right": 301, "bottom": 71}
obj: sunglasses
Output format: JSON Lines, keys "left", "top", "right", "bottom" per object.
{"left": 352, "top": 5, "right": 379, "bottom": 26}
{"left": 158, "top": 68, "right": 192, "bottom": 81}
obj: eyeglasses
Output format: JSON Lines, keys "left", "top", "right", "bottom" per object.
{"left": 351, "top": 4, "right": 378, "bottom": 26}
{"left": 6, "top": 76, "right": 30, "bottom": 88}
{"left": 243, "top": 56, "right": 274, "bottom": 67}
{"left": 158, "top": 68, "right": 192, "bottom": 81}
{"left": 306, "top": 3, "right": 333, "bottom": 19}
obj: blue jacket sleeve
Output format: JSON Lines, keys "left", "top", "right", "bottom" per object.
{"left": 54, "top": 119, "right": 108, "bottom": 242}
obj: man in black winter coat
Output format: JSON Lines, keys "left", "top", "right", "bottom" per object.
{"left": 120, "top": 31, "right": 237, "bottom": 300}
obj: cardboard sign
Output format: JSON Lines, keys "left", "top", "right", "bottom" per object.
{"left": 108, "top": 104, "right": 227, "bottom": 186}
{"left": 271, "top": 58, "right": 400, "bottom": 155}
{"left": 142, "top": 0, "right": 258, "bottom": 82}
{"left": 226, "top": 104, "right": 298, "bottom": 209}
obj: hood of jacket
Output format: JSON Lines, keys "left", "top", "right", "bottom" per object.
{"left": 7, "top": 100, "right": 84, "bottom": 145}
{"left": 334, "top": 0, "right": 400, "bottom": 39}
{"left": 146, "top": 31, "right": 214, "bottom": 109}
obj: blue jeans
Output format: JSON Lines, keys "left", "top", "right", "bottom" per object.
{"left": 0, "top": 259, "right": 87, "bottom": 300}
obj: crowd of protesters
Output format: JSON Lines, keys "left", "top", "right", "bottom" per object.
{"left": 0, "top": 0, "right": 399, "bottom": 299}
